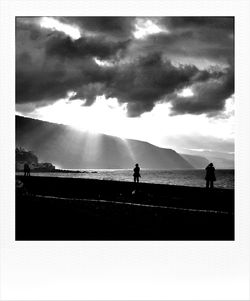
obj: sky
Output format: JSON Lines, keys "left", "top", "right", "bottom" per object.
{"left": 16, "top": 16, "right": 234, "bottom": 159}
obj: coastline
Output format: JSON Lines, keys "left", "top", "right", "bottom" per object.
{"left": 15, "top": 168, "right": 235, "bottom": 190}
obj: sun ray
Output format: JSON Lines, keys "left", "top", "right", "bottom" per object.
{"left": 81, "top": 132, "right": 102, "bottom": 166}
{"left": 120, "top": 138, "right": 136, "bottom": 162}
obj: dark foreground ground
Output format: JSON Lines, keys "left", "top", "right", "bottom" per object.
{"left": 16, "top": 175, "right": 234, "bottom": 240}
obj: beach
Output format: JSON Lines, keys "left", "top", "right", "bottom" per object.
{"left": 16, "top": 175, "right": 234, "bottom": 240}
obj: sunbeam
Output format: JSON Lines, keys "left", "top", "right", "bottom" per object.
{"left": 120, "top": 138, "right": 136, "bottom": 162}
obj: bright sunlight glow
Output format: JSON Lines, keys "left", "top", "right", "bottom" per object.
{"left": 133, "top": 18, "right": 165, "bottom": 39}
{"left": 31, "top": 95, "right": 128, "bottom": 135}
{"left": 40, "top": 17, "right": 81, "bottom": 40}
{"left": 177, "top": 87, "right": 194, "bottom": 97}
{"left": 19, "top": 93, "right": 234, "bottom": 151}
{"left": 94, "top": 57, "right": 114, "bottom": 67}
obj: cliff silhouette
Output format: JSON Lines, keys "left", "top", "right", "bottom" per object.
{"left": 16, "top": 115, "right": 197, "bottom": 170}
{"left": 16, "top": 146, "right": 55, "bottom": 172}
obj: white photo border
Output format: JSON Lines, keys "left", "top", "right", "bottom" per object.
{"left": 0, "top": 0, "right": 250, "bottom": 300}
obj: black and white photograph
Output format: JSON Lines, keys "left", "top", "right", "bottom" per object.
{"left": 15, "top": 16, "right": 235, "bottom": 240}
{"left": 1, "top": 0, "right": 250, "bottom": 299}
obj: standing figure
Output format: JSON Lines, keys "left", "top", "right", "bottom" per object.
{"left": 24, "top": 163, "right": 30, "bottom": 176}
{"left": 133, "top": 163, "right": 141, "bottom": 183}
{"left": 205, "top": 163, "right": 216, "bottom": 188}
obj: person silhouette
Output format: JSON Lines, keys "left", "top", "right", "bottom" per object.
{"left": 133, "top": 163, "right": 141, "bottom": 183}
{"left": 24, "top": 163, "right": 30, "bottom": 176}
{"left": 205, "top": 163, "right": 216, "bottom": 188}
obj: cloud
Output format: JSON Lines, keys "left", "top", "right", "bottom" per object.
{"left": 16, "top": 19, "right": 118, "bottom": 106}
{"left": 164, "top": 16, "right": 234, "bottom": 32}
{"left": 16, "top": 17, "right": 234, "bottom": 117}
{"left": 163, "top": 17, "right": 234, "bottom": 32}
{"left": 45, "top": 33, "right": 130, "bottom": 60}
{"left": 100, "top": 53, "right": 225, "bottom": 116}
{"left": 133, "top": 17, "right": 234, "bottom": 67}
{"left": 169, "top": 67, "right": 234, "bottom": 115}
{"left": 57, "top": 17, "right": 136, "bottom": 40}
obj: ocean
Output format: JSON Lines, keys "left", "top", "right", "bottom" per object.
{"left": 16, "top": 169, "right": 234, "bottom": 189}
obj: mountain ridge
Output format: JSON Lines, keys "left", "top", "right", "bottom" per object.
{"left": 15, "top": 115, "right": 208, "bottom": 170}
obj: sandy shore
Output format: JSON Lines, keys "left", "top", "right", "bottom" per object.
{"left": 16, "top": 175, "right": 234, "bottom": 240}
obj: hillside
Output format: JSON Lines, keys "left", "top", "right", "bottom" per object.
{"left": 181, "top": 154, "right": 210, "bottom": 169}
{"left": 15, "top": 115, "right": 196, "bottom": 170}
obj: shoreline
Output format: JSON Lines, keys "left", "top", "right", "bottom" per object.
{"left": 15, "top": 169, "right": 234, "bottom": 190}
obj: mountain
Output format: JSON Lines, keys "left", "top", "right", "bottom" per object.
{"left": 203, "top": 156, "right": 234, "bottom": 169}
{"left": 180, "top": 149, "right": 234, "bottom": 169}
{"left": 16, "top": 115, "right": 195, "bottom": 170}
{"left": 181, "top": 154, "right": 210, "bottom": 169}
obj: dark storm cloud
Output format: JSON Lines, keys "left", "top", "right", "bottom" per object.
{"left": 101, "top": 53, "right": 224, "bottom": 116}
{"left": 146, "top": 17, "right": 234, "bottom": 116}
{"left": 16, "top": 17, "right": 234, "bottom": 117}
{"left": 169, "top": 67, "right": 234, "bottom": 116}
{"left": 163, "top": 17, "right": 234, "bottom": 31}
{"left": 133, "top": 17, "right": 234, "bottom": 67}
{"left": 141, "top": 31, "right": 233, "bottom": 66}
{"left": 65, "top": 52, "right": 224, "bottom": 117}
{"left": 16, "top": 47, "right": 108, "bottom": 106}
{"left": 16, "top": 54, "right": 81, "bottom": 105}
{"left": 15, "top": 18, "right": 127, "bottom": 106}
{"left": 45, "top": 33, "right": 130, "bottom": 60}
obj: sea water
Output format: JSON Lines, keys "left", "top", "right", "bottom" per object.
{"left": 16, "top": 169, "right": 234, "bottom": 189}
